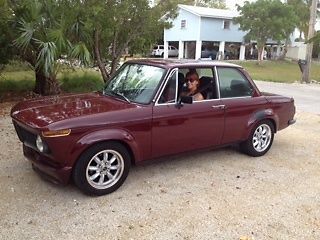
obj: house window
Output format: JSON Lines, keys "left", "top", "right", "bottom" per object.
{"left": 181, "top": 20, "right": 186, "bottom": 29}
{"left": 223, "top": 20, "right": 230, "bottom": 29}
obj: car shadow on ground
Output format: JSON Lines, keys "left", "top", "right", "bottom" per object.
{"left": 38, "top": 145, "right": 243, "bottom": 197}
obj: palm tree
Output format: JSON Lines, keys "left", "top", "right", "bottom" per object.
{"left": 11, "top": 0, "right": 91, "bottom": 95}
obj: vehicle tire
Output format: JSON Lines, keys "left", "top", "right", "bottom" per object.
{"left": 73, "top": 142, "right": 131, "bottom": 196}
{"left": 161, "top": 52, "right": 164, "bottom": 58}
{"left": 240, "top": 120, "right": 274, "bottom": 157}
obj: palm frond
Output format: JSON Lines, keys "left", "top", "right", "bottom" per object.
{"left": 70, "top": 19, "right": 92, "bottom": 43}
{"left": 48, "top": 28, "right": 68, "bottom": 52}
{"left": 70, "top": 42, "right": 91, "bottom": 66}
{"left": 13, "top": 19, "right": 35, "bottom": 51}
{"left": 35, "top": 40, "right": 57, "bottom": 77}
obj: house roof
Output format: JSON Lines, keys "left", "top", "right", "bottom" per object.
{"left": 178, "top": 4, "right": 239, "bottom": 19}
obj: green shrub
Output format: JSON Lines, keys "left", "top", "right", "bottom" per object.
{"left": 0, "top": 78, "right": 35, "bottom": 93}
{"left": 0, "top": 69, "right": 104, "bottom": 97}
{"left": 60, "top": 71, "right": 104, "bottom": 93}
{"left": 2, "top": 60, "right": 32, "bottom": 72}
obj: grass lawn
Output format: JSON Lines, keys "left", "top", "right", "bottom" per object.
{"left": 233, "top": 60, "right": 320, "bottom": 83}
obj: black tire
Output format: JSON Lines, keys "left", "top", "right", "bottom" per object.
{"left": 161, "top": 52, "right": 164, "bottom": 58}
{"left": 240, "top": 120, "right": 274, "bottom": 157}
{"left": 73, "top": 142, "right": 131, "bottom": 196}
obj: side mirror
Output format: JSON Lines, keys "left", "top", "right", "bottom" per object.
{"left": 175, "top": 96, "right": 193, "bottom": 109}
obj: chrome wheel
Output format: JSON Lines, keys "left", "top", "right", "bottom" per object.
{"left": 86, "top": 150, "right": 124, "bottom": 190}
{"left": 252, "top": 124, "right": 272, "bottom": 152}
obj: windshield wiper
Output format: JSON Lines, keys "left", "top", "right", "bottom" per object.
{"left": 107, "top": 90, "right": 131, "bottom": 103}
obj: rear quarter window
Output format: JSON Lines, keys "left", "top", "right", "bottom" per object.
{"left": 217, "top": 67, "right": 253, "bottom": 98}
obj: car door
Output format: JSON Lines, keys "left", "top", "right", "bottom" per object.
{"left": 216, "top": 67, "right": 269, "bottom": 144}
{"left": 151, "top": 67, "right": 225, "bottom": 159}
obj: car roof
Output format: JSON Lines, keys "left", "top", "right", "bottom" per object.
{"left": 125, "top": 59, "right": 242, "bottom": 69}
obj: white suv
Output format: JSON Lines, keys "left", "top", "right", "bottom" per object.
{"left": 151, "top": 45, "right": 179, "bottom": 57}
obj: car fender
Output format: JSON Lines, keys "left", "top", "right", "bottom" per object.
{"left": 244, "top": 109, "right": 279, "bottom": 139}
{"left": 69, "top": 128, "right": 140, "bottom": 166}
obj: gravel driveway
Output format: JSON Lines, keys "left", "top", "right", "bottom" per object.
{"left": 1, "top": 82, "right": 320, "bottom": 240}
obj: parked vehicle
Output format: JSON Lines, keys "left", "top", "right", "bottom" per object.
{"left": 151, "top": 45, "right": 179, "bottom": 57}
{"left": 201, "top": 49, "right": 218, "bottom": 59}
{"left": 201, "top": 49, "right": 232, "bottom": 60}
{"left": 11, "top": 59, "right": 296, "bottom": 196}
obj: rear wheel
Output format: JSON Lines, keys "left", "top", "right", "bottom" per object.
{"left": 73, "top": 142, "right": 131, "bottom": 195}
{"left": 240, "top": 120, "right": 274, "bottom": 157}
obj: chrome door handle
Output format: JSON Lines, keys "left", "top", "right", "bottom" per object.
{"left": 211, "top": 105, "right": 226, "bottom": 110}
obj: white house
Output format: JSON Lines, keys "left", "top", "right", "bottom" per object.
{"left": 163, "top": 4, "right": 320, "bottom": 61}
{"left": 163, "top": 4, "right": 248, "bottom": 60}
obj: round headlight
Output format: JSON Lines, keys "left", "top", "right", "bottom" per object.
{"left": 36, "top": 135, "right": 44, "bottom": 152}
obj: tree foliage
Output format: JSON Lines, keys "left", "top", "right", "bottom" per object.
{"left": 287, "top": 0, "right": 310, "bottom": 39}
{"left": 173, "top": 0, "right": 226, "bottom": 8}
{"left": 233, "top": 0, "right": 298, "bottom": 62}
{"left": 2, "top": 0, "right": 178, "bottom": 94}
{"left": 194, "top": 0, "right": 225, "bottom": 8}
{"left": 64, "top": 0, "right": 178, "bottom": 82}
{"left": 4, "top": 0, "right": 198, "bottom": 96}
{"left": 0, "top": 0, "right": 14, "bottom": 67}
{"left": 8, "top": 0, "right": 91, "bottom": 95}
{"left": 287, "top": 0, "right": 320, "bottom": 40}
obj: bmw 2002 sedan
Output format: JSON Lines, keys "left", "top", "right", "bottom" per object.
{"left": 11, "top": 59, "right": 296, "bottom": 195}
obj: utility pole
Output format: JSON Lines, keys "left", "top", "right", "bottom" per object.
{"left": 301, "top": 0, "right": 318, "bottom": 83}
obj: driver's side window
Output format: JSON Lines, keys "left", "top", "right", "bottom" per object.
{"left": 158, "top": 71, "right": 177, "bottom": 104}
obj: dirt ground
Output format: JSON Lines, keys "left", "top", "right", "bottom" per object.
{"left": 0, "top": 100, "right": 320, "bottom": 240}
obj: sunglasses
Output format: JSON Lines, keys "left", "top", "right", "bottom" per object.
{"left": 186, "top": 78, "right": 198, "bottom": 83}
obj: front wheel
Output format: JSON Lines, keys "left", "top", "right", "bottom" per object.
{"left": 240, "top": 120, "right": 274, "bottom": 157}
{"left": 73, "top": 142, "right": 131, "bottom": 196}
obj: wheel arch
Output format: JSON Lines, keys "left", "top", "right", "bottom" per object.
{"left": 244, "top": 109, "right": 279, "bottom": 140}
{"left": 69, "top": 129, "right": 139, "bottom": 168}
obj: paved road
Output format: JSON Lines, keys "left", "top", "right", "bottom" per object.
{"left": 254, "top": 81, "right": 320, "bottom": 114}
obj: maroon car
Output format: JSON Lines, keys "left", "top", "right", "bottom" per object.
{"left": 11, "top": 59, "right": 296, "bottom": 195}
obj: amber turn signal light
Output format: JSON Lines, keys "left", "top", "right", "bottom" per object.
{"left": 42, "top": 129, "right": 71, "bottom": 137}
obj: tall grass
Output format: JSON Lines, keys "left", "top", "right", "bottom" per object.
{"left": 0, "top": 70, "right": 35, "bottom": 95}
{"left": 2, "top": 60, "right": 32, "bottom": 72}
{"left": 0, "top": 69, "right": 104, "bottom": 95}
{"left": 60, "top": 71, "right": 104, "bottom": 93}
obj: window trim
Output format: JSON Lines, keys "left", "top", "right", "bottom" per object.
{"left": 155, "top": 68, "right": 178, "bottom": 106}
{"left": 181, "top": 19, "right": 186, "bottom": 29}
{"left": 155, "top": 67, "right": 219, "bottom": 106}
{"left": 213, "top": 66, "right": 221, "bottom": 99}
{"left": 223, "top": 20, "right": 231, "bottom": 30}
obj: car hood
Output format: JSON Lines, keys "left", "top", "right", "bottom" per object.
{"left": 11, "top": 92, "right": 138, "bottom": 130}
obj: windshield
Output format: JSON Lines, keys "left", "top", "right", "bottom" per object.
{"left": 104, "top": 63, "right": 166, "bottom": 104}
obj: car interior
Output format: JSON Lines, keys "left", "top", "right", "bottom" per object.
{"left": 158, "top": 68, "right": 219, "bottom": 104}
{"left": 177, "top": 68, "right": 218, "bottom": 101}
